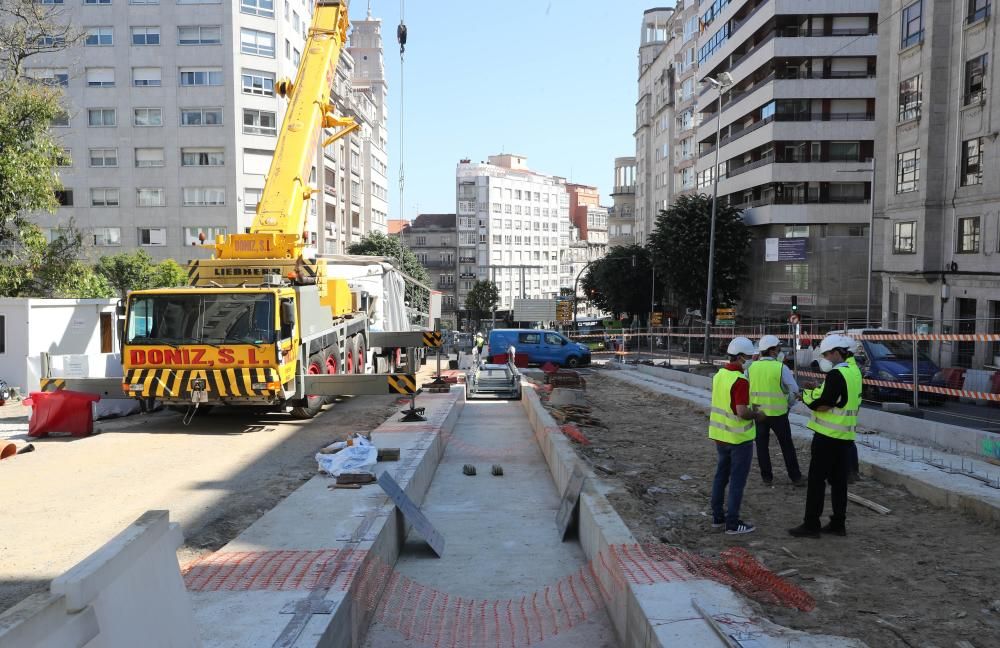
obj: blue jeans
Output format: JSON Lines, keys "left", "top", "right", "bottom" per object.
{"left": 711, "top": 440, "right": 754, "bottom": 529}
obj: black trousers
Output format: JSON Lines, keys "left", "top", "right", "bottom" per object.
{"left": 804, "top": 433, "right": 854, "bottom": 529}
{"left": 754, "top": 413, "right": 802, "bottom": 482}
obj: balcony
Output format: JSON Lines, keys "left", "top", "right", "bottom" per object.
{"left": 702, "top": 111, "right": 875, "bottom": 155}
{"left": 437, "top": 280, "right": 456, "bottom": 289}
{"left": 420, "top": 259, "right": 456, "bottom": 269}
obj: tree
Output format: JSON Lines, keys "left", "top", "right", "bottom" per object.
{"left": 464, "top": 280, "right": 499, "bottom": 330}
{"left": 647, "top": 194, "right": 751, "bottom": 315}
{"left": 95, "top": 250, "right": 187, "bottom": 298}
{"left": 0, "top": 224, "right": 113, "bottom": 297}
{"left": 348, "top": 231, "right": 430, "bottom": 311}
{"left": 580, "top": 245, "right": 657, "bottom": 323}
{"left": 1, "top": 0, "right": 79, "bottom": 77}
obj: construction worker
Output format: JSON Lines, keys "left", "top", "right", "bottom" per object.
{"left": 710, "top": 337, "right": 767, "bottom": 535}
{"left": 473, "top": 332, "right": 485, "bottom": 363}
{"left": 749, "top": 335, "right": 803, "bottom": 486}
{"left": 788, "top": 334, "right": 863, "bottom": 538}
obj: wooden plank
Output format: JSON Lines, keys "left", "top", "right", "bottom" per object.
{"left": 556, "top": 465, "right": 586, "bottom": 540}
{"left": 377, "top": 471, "right": 445, "bottom": 558}
{"left": 377, "top": 448, "right": 400, "bottom": 462}
{"left": 848, "top": 492, "right": 891, "bottom": 515}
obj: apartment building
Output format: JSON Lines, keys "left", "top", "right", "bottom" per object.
{"left": 455, "top": 155, "right": 569, "bottom": 313}
{"left": 692, "top": 0, "right": 878, "bottom": 321}
{"left": 609, "top": 156, "right": 637, "bottom": 247}
{"left": 874, "top": 0, "right": 1000, "bottom": 368}
{"left": 399, "top": 213, "right": 457, "bottom": 329}
{"left": 26, "top": 0, "right": 387, "bottom": 262}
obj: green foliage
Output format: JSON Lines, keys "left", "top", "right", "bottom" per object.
{"left": 348, "top": 231, "right": 431, "bottom": 311}
{"left": 580, "top": 245, "right": 657, "bottom": 322}
{"left": 647, "top": 194, "right": 751, "bottom": 313}
{"left": 95, "top": 250, "right": 188, "bottom": 298}
{"left": 0, "top": 224, "right": 111, "bottom": 297}
{"left": 464, "top": 280, "right": 499, "bottom": 328}
{"left": 151, "top": 258, "right": 188, "bottom": 289}
{"left": 0, "top": 78, "right": 64, "bottom": 248}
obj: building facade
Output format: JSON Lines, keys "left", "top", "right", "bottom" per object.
{"left": 455, "top": 155, "right": 569, "bottom": 314}
{"left": 27, "top": 0, "right": 387, "bottom": 262}
{"left": 399, "top": 213, "right": 457, "bottom": 329}
{"left": 609, "top": 156, "right": 637, "bottom": 247}
{"left": 635, "top": 0, "right": 879, "bottom": 322}
{"left": 874, "top": 0, "right": 1000, "bottom": 369}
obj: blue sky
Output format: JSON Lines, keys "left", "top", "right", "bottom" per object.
{"left": 348, "top": 0, "right": 661, "bottom": 221}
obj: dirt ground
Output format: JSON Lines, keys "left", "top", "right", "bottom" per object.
{"left": 569, "top": 371, "right": 1000, "bottom": 648}
{"left": 0, "top": 391, "right": 404, "bottom": 613}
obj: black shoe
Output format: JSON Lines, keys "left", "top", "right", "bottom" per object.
{"left": 791, "top": 478, "right": 806, "bottom": 487}
{"left": 847, "top": 472, "right": 860, "bottom": 485}
{"left": 821, "top": 522, "right": 846, "bottom": 536}
{"left": 788, "top": 524, "right": 821, "bottom": 538}
{"left": 762, "top": 478, "right": 773, "bottom": 486}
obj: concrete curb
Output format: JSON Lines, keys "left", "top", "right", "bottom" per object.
{"left": 189, "top": 388, "right": 465, "bottom": 648}
{"left": 623, "top": 366, "right": 1000, "bottom": 526}
{"left": 518, "top": 384, "right": 859, "bottom": 648}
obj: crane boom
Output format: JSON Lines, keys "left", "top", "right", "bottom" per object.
{"left": 212, "top": 0, "right": 356, "bottom": 261}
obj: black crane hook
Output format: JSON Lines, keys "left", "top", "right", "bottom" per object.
{"left": 397, "top": 22, "right": 407, "bottom": 55}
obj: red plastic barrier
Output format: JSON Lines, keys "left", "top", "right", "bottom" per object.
{"left": 26, "top": 390, "right": 101, "bottom": 438}
{"left": 939, "top": 368, "right": 967, "bottom": 389}
{"left": 490, "top": 353, "right": 529, "bottom": 368}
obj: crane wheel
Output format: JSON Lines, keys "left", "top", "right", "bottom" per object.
{"left": 290, "top": 357, "right": 325, "bottom": 419}
{"left": 354, "top": 336, "right": 367, "bottom": 374}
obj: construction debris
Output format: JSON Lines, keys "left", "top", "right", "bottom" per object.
{"left": 549, "top": 405, "right": 603, "bottom": 427}
{"left": 336, "top": 473, "right": 376, "bottom": 485}
{"left": 847, "top": 492, "right": 892, "bottom": 515}
{"left": 377, "top": 448, "right": 400, "bottom": 462}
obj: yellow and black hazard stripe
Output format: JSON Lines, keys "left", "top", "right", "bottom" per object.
{"left": 387, "top": 373, "right": 417, "bottom": 394}
{"left": 422, "top": 331, "right": 443, "bottom": 348}
{"left": 187, "top": 260, "right": 201, "bottom": 285}
{"left": 40, "top": 378, "right": 66, "bottom": 392}
{"left": 123, "top": 368, "right": 280, "bottom": 398}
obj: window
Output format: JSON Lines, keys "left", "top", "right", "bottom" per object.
{"left": 898, "top": 75, "right": 922, "bottom": 121}
{"left": 243, "top": 109, "right": 276, "bottom": 135}
{"left": 784, "top": 263, "right": 809, "bottom": 290}
{"left": 56, "top": 148, "right": 72, "bottom": 167}
{"left": 896, "top": 149, "right": 920, "bottom": 193}
{"left": 132, "top": 67, "right": 161, "bottom": 87}
{"left": 241, "top": 70, "right": 275, "bottom": 96}
{"left": 244, "top": 188, "right": 262, "bottom": 213}
{"left": 139, "top": 228, "right": 167, "bottom": 246}
{"left": 829, "top": 142, "right": 860, "bottom": 162}
{"left": 180, "top": 68, "right": 223, "bottom": 86}
{"left": 90, "top": 188, "right": 119, "bottom": 207}
{"left": 241, "top": 0, "right": 274, "bottom": 18}
{"left": 84, "top": 0, "right": 112, "bottom": 4}
{"left": 83, "top": 69, "right": 116, "bottom": 90}
{"left": 178, "top": 26, "right": 221, "bottom": 45}
{"left": 92, "top": 227, "right": 121, "bottom": 246}
{"left": 130, "top": 26, "right": 160, "bottom": 45}
{"left": 85, "top": 27, "right": 113, "bottom": 46}
{"left": 957, "top": 217, "right": 980, "bottom": 253}
{"left": 240, "top": 28, "right": 275, "bottom": 57}
{"left": 181, "top": 147, "right": 225, "bottom": 166}
{"left": 964, "top": 55, "right": 987, "bottom": 105}
{"left": 183, "top": 187, "right": 226, "bottom": 206}
{"left": 518, "top": 332, "right": 541, "bottom": 344}
{"left": 26, "top": 68, "right": 68, "bottom": 86}
{"left": 54, "top": 189, "right": 73, "bottom": 206}
{"left": 893, "top": 221, "right": 916, "bottom": 253}
{"left": 35, "top": 34, "right": 66, "bottom": 47}
{"left": 0, "top": 316, "right": 5, "bottom": 353}
{"left": 969, "top": 0, "right": 990, "bottom": 23}
{"left": 135, "top": 147, "right": 164, "bottom": 167}
{"left": 962, "top": 138, "right": 983, "bottom": 186}
{"left": 184, "top": 226, "right": 226, "bottom": 246}
{"left": 137, "top": 188, "right": 164, "bottom": 207}
{"left": 87, "top": 108, "right": 116, "bottom": 127}
{"left": 180, "top": 108, "right": 223, "bottom": 126}
{"left": 133, "top": 108, "right": 162, "bottom": 126}
{"left": 89, "top": 147, "right": 118, "bottom": 167}
{"left": 177, "top": 0, "right": 221, "bottom": 4}
{"left": 129, "top": 0, "right": 158, "bottom": 4}
{"left": 292, "top": 48, "right": 300, "bottom": 67}
{"left": 901, "top": 1, "right": 923, "bottom": 48}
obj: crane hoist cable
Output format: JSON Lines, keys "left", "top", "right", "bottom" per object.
{"left": 396, "top": 0, "right": 407, "bottom": 270}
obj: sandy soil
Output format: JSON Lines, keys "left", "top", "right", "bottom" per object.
{"left": 565, "top": 372, "right": 1000, "bottom": 648}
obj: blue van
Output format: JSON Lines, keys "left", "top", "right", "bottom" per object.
{"left": 488, "top": 329, "right": 592, "bottom": 368}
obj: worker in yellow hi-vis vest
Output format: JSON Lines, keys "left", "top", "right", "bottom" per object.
{"left": 709, "top": 337, "right": 768, "bottom": 536}
{"left": 789, "top": 334, "right": 863, "bottom": 538}
{"left": 749, "top": 335, "right": 803, "bottom": 487}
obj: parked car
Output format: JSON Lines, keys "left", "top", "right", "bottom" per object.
{"left": 815, "top": 329, "right": 945, "bottom": 404}
{"left": 488, "top": 329, "right": 592, "bottom": 368}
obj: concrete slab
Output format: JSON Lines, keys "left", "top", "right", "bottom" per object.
{"left": 608, "top": 368, "right": 1000, "bottom": 525}
{"left": 363, "top": 400, "right": 618, "bottom": 647}
{"left": 188, "top": 388, "right": 465, "bottom": 648}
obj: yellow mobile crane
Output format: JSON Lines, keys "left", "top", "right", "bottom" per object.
{"left": 43, "top": 0, "right": 440, "bottom": 419}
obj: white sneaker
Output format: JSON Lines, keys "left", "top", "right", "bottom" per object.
{"left": 725, "top": 520, "right": 756, "bottom": 535}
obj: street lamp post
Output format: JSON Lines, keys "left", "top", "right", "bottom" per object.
{"left": 701, "top": 73, "right": 733, "bottom": 363}
{"left": 837, "top": 159, "right": 877, "bottom": 326}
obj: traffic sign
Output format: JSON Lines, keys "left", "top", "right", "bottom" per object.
{"left": 651, "top": 312, "right": 663, "bottom": 326}
{"left": 556, "top": 301, "right": 573, "bottom": 322}
{"left": 789, "top": 313, "right": 801, "bottom": 325}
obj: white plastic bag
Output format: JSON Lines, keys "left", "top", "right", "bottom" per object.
{"left": 316, "top": 444, "right": 377, "bottom": 477}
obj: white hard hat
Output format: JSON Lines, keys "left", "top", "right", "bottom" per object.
{"left": 757, "top": 335, "right": 782, "bottom": 354}
{"left": 727, "top": 337, "right": 756, "bottom": 357}
{"left": 819, "top": 334, "right": 853, "bottom": 355}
